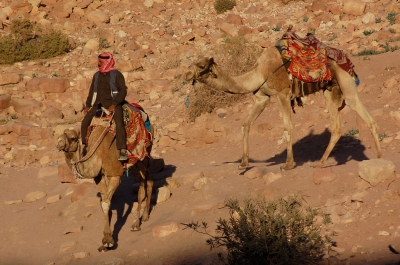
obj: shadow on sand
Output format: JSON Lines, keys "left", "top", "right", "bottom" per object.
{"left": 226, "top": 128, "right": 369, "bottom": 170}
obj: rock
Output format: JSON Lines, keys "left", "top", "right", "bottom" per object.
{"left": 86, "top": 10, "right": 109, "bottom": 23}
{"left": 192, "top": 177, "right": 212, "bottom": 190}
{"left": 358, "top": 159, "right": 396, "bottom": 186}
{"left": 313, "top": 168, "right": 337, "bottom": 185}
{"left": 37, "top": 166, "right": 58, "bottom": 178}
{"left": 0, "top": 73, "right": 20, "bottom": 85}
{"left": 73, "top": 251, "right": 90, "bottom": 259}
{"left": 0, "top": 94, "right": 11, "bottom": 109}
{"left": 24, "top": 190, "right": 46, "bottom": 203}
{"left": 4, "top": 199, "right": 23, "bottom": 205}
{"left": 378, "top": 231, "right": 390, "bottom": 236}
{"left": 26, "top": 78, "right": 70, "bottom": 93}
{"left": 10, "top": 98, "right": 43, "bottom": 115}
{"left": 342, "top": 0, "right": 366, "bottom": 16}
{"left": 152, "top": 222, "right": 178, "bottom": 238}
{"left": 47, "top": 194, "right": 61, "bottom": 204}
{"left": 244, "top": 167, "right": 264, "bottom": 179}
{"left": 262, "top": 172, "right": 283, "bottom": 184}
{"left": 219, "top": 22, "right": 238, "bottom": 37}
{"left": 156, "top": 186, "right": 171, "bottom": 203}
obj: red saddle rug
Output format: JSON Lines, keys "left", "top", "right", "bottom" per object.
{"left": 87, "top": 102, "right": 151, "bottom": 165}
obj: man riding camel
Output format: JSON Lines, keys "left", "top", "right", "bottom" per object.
{"left": 81, "top": 52, "right": 128, "bottom": 161}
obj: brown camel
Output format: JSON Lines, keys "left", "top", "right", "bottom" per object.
{"left": 56, "top": 125, "right": 153, "bottom": 252}
{"left": 185, "top": 45, "right": 383, "bottom": 170}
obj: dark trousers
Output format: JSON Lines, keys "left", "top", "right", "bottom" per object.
{"left": 81, "top": 104, "right": 127, "bottom": 150}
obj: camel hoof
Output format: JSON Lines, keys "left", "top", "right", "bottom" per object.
{"left": 237, "top": 164, "right": 248, "bottom": 170}
{"left": 280, "top": 163, "right": 295, "bottom": 171}
{"left": 311, "top": 163, "right": 323, "bottom": 169}
{"left": 131, "top": 226, "right": 141, "bottom": 232}
{"left": 97, "top": 246, "right": 109, "bottom": 252}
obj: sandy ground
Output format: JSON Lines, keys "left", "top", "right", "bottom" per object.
{"left": 1, "top": 50, "right": 400, "bottom": 265}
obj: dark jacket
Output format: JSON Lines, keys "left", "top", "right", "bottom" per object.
{"left": 85, "top": 70, "right": 127, "bottom": 108}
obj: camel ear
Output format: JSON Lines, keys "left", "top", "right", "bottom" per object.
{"left": 63, "top": 128, "right": 69, "bottom": 134}
{"left": 211, "top": 64, "right": 219, "bottom": 77}
{"left": 209, "top": 57, "right": 215, "bottom": 66}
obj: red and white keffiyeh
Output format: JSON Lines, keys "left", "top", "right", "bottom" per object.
{"left": 98, "top": 52, "right": 117, "bottom": 73}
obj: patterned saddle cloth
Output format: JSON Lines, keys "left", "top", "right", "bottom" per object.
{"left": 281, "top": 31, "right": 331, "bottom": 83}
{"left": 87, "top": 101, "right": 151, "bottom": 165}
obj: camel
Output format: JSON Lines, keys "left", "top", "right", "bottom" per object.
{"left": 185, "top": 45, "right": 383, "bottom": 170}
{"left": 56, "top": 124, "right": 153, "bottom": 252}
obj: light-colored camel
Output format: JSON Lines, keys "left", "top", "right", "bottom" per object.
{"left": 185, "top": 46, "right": 383, "bottom": 170}
{"left": 56, "top": 125, "right": 153, "bottom": 252}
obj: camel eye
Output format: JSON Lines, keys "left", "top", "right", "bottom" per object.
{"left": 70, "top": 137, "right": 77, "bottom": 141}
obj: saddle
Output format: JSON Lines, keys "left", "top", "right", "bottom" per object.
{"left": 86, "top": 101, "right": 152, "bottom": 165}
{"left": 280, "top": 30, "right": 331, "bottom": 83}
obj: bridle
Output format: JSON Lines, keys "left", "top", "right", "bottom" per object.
{"left": 191, "top": 63, "right": 217, "bottom": 85}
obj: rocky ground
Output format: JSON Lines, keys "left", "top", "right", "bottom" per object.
{"left": 1, "top": 0, "right": 400, "bottom": 264}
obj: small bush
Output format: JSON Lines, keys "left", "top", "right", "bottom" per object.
{"left": 183, "top": 195, "right": 333, "bottom": 265}
{"left": 0, "top": 19, "right": 70, "bottom": 65}
{"left": 214, "top": 0, "right": 236, "bottom": 14}
{"left": 387, "top": 12, "right": 398, "bottom": 25}
{"left": 187, "top": 85, "right": 245, "bottom": 122}
{"left": 344, "top": 128, "right": 359, "bottom": 136}
{"left": 379, "top": 133, "right": 388, "bottom": 141}
{"left": 272, "top": 26, "right": 281, "bottom": 31}
{"left": 363, "top": 30, "right": 375, "bottom": 36}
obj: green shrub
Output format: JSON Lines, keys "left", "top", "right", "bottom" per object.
{"left": 387, "top": 12, "right": 398, "bottom": 25}
{"left": 0, "top": 19, "right": 70, "bottom": 65}
{"left": 363, "top": 29, "right": 375, "bottom": 36}
{"left": 183, "top": 195, "right": 333, "bottom": 265}
{"left": 378, "top": 132, "right": 388, "bottom": 141}
{"left": 344, "top": 128, "right": 359, "bottom": 136}
{"left": 214, "top": 0, "right": 236, "bottom": 14}
{"left": 272, "top": 26, "right": 281, "bottom": 31}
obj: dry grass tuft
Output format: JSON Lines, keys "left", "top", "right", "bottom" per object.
{"left": 187, "top": 36, "right": 262, "bottom": 122}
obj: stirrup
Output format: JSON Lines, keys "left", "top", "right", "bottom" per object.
{"left": 118, "top": 151, "right": 128, "bottom": 161}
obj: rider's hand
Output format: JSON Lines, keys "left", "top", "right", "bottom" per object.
{"left": 108, "top": 105, "right": 116, "bottom": 112}
{"left": 83, "top": 107, "right": 90, "bottom": 114}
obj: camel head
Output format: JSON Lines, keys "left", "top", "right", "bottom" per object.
{"left": 56, "top": 128, "right": 80, "bottom": 153}
{"left": 185, "top": 57, "right": 219, "bottom": 84}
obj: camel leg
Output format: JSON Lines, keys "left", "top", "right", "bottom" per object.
{"left": 96, "top": 175, "right": 121, "bottom": 252}
{"left": 333, "top": 65, "right": 383, "bottom": 159}
{"left": 131, "top": 161, "right": 153, "bottom": 231}
{"left": 313, "top": 87, "right": 343, "bottom": 168}
{"left": 340, "top": 78, "right": 383, "bottom": 158}
{"left": 239, "top": 91, "right": 270, "bottom": 170}
{"left": 276, "top": 89, "right": 295, "bottom": 171}
{"left": 140, "top": 160, "right": 153, "bottom": 222}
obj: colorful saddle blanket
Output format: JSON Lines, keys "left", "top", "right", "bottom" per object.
{"left": 87, "top": 102, "right": 151, "bottom": 165}
{"left": 279, "top": 30, "right": 356, "bottom": 83}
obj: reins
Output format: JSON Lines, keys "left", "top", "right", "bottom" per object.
{"left": 70, "top": 111, "right": 115, "bottom": 179}
{"left": 256, "top": 59, "right": 291, "bottom": 91}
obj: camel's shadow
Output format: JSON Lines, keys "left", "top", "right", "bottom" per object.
{"left": 230, "top": 128, "right": 369, "bottom": 169}
{"left": 265, "top": 128, "right": 369, "bottom": 167}
{"left": 98, "top": 159, "right": 176, "bottom": 250}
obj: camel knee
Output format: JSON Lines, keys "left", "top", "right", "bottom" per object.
{"left": 101, "top": 201, "right": 110, "bottom": 213}
{"left": 242, "top": 123, "right": 250, "bottom": 135}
